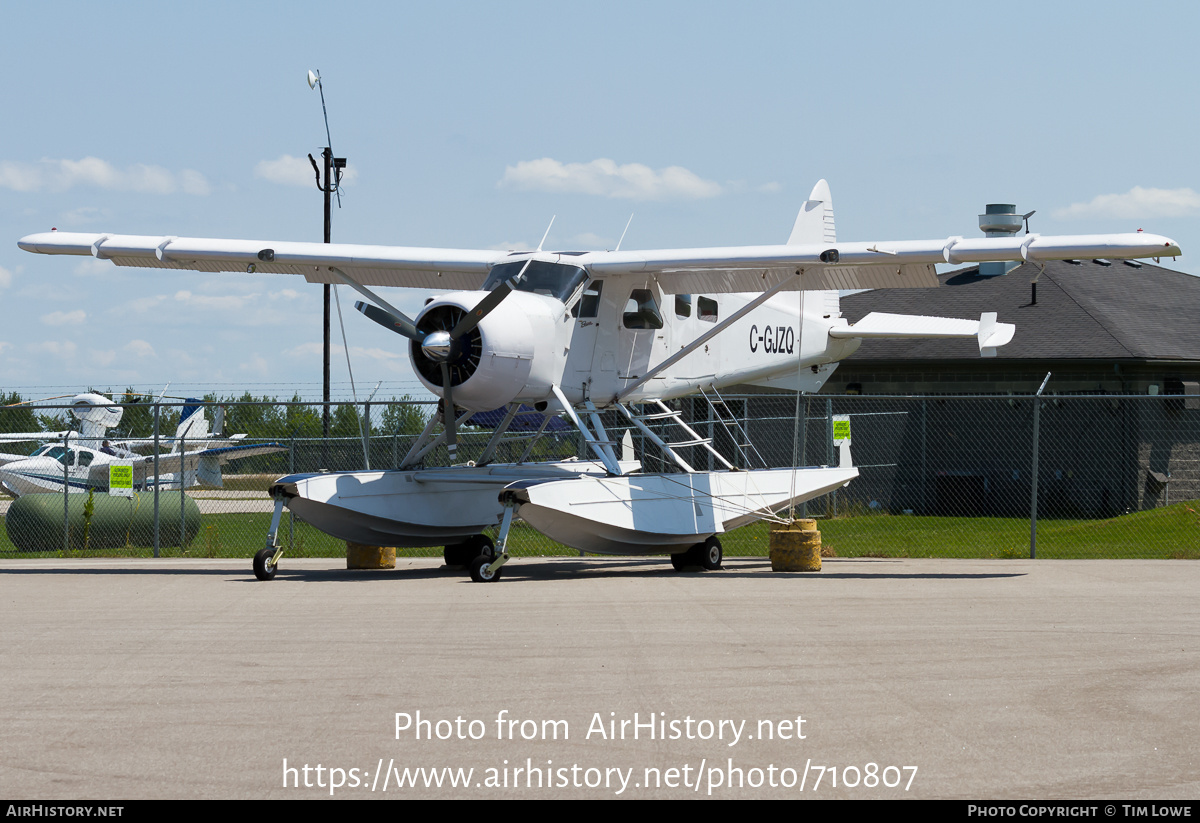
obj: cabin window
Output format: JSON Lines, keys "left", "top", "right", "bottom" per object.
{"left": 623, "top": 289, "right": 664, "bottom": 330}
{"left": 675, "top": 294, "right": 692, "bottom": 319}
{"left": 571, "top": 280, "right": 603, "bottom": 318}
{"left": 42, "top": 445, "right": 68, "bottom": 464}
{"left": 483, "top": 261, "right": 589, "bottom": 303}
{"left": 77, "top": 451, "right": 94, "bottom": 467}
{"left": 698, "top": 296, "right": 718, "bottom": 323}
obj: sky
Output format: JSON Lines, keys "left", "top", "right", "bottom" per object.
{"left": 1, "top": 1, "right": 1196, "bottom": 403}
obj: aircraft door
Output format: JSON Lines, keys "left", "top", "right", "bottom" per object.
{"left": 617, "top": 283, "right": 671, "bottom": 397}
{"left": 567, "top": 279, "right": 609, "bottom": 402}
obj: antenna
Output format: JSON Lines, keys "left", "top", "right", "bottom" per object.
{"left": 615, "top": 213, "right": 634, "bottom": 252}
{"left": 1022, "top": 210, "right": 1036, "bottom": 235}
{"left": 306, "top": 69, "right": 343, "bottom": 206}
{"left": 306, "top": 69, "right": 350, "bottom": 455}
{"left": 536, "top": 216, "right": 556, "bottom": 252}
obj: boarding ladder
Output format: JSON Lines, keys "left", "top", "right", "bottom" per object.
{"left": 616, "top": 389, "right": 767, "bottom": 474}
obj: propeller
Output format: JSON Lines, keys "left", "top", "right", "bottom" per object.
{"left": 353, "top": 280, "right": 514, "bottom": 463}
{"left": 346, "top": 218, "right": 556, "bottom": 462}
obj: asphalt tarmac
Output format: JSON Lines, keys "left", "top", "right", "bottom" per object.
{"left": 1, "top": 556, "right": 1197, "bottom": 799}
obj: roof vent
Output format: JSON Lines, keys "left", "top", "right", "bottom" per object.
{"left": 1092, "top": 259, "right": 1112, "bottom": 267}
{"left": 978, "top": 204, "right": 1023, "bottom": 277}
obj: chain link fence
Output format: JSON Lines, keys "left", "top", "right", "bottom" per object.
{"left": 1, "top": 394, "right": 1196, "bottom": 560}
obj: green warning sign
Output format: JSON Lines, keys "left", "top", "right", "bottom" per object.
{"left": 109, "top": 463, "right": 134, "bottom": 497}
{"left": 832, "top": 416, "right": 852, "bottom": 442}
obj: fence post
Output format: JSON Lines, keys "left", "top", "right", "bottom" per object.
{"left": 180, "top": 426, "right": 186, "bottom": 552}
{"left": 63, "top": 431, "right": 70, "bottom": 554}
{"left": 826, "top": 397, "right": 835, "bottom": 516}
{"left": 363, "top": 400, "right": 371, "bottom": 469}
{"left": 153, "top": 403, "right": 160, "bottom": 558}
{"left": 799, "top": 396, "right": 809, "bottom": 517}
{"left": 1030, "top": 373, "right": 1051, "bottom": 559}
{"left": 921, "top": 399, "right": 928, "bottom": 515}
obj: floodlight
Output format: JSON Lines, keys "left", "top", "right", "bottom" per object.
{"left": 307, "top": 70, "right": 319, "bottom": 90}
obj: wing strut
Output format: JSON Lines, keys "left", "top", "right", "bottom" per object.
{"left": 616, "top": 268, "right": 804, "bottom": 402}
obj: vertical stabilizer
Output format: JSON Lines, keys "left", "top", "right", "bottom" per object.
{"left": 787, "top": 179, "right": 836, "bottom": 245}
{"left": 787, "top": 179, "right": 841, "bottom": 321}
{"left": 172, "top": 400, "right": 209, "bottom": 452}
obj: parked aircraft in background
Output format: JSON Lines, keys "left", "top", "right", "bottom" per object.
{"left": 0, "top": 393, "right": 284, "bottom": 496}
{"left": 18, "top": 180, "right": 1181, "bottom": 580}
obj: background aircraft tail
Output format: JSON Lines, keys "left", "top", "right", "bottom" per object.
{"left": 171, "top": 399, "right": 210, "bottom": 452}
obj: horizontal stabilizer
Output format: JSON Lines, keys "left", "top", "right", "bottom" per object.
{"left": 830, "top": 312, "right": 1015, "bottom": 357}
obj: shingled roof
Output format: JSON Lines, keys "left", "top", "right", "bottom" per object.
{"left": 839, "top": 259, "right": 1200, "bottom": 362}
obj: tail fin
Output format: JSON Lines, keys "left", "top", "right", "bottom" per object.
{"left": 787, "top": 179, "right": 836, "bottom": 245}
{"left": 788, "top": 179, "right": 841, "bottom": 319}
{"left": 172, "top": 399, "right": 209, "bottom": 452}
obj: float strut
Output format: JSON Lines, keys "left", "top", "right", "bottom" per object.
{"left": 484, "top": 503, "right": 516, "bottom": 575}
{"left": 266, "top": 494, "right": 286, "bottom": 565}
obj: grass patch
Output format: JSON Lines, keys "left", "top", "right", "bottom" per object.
{"left": 1, "top": 501, "right": 1196, "bottom": 560}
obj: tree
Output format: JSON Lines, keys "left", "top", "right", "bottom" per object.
{"left": 380, "top": 396, "right": 431, "bottom": 436}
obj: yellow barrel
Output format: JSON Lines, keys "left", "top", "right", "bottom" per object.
{"left": 346, "top": 542, "right": 396, "bottom": 569}
{"left": 769, "top": 521, "right": 822, "bottom": 572}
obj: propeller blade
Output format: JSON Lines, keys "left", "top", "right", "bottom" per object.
{"left": 440, "top": 362, "right": 458, "bottom": 462}
{"left": 355, "top": 300, "right": 423, "bottom": 343}
{"left": 450, "top": 257, "right": 534, "bottom": 339}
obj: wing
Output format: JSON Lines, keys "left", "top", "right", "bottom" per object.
{"left": 580, "top": 233, "right": 1182, "bottom": 293}
{"left": 0, "top": 430, "right": 72, "bottom": 442}
{"left": 19, "top": 230, "right": 1180, "bottom": 294}
{"left": 18, "top": 232, "right": 509, "bottom": 291}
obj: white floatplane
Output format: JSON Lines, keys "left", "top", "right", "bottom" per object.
{"left": 0, "top": 392, "right": 285, "bottom": 497}
{"left": 18, "top": 180, "right": 1181, "bottom": 580}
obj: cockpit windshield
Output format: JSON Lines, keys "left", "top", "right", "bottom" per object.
{"left": 482, "top": 261, "right": 589, "bottom": 304}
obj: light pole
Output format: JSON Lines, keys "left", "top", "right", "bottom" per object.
{"left": 306, "top": 70, "right": 347, "bottom": 461}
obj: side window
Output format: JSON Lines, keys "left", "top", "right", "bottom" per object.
{"left": 77, "top": 451, "right": 94, "bottom": 467}
{"left": 571, "top": 280, "right": 603, "bottom": 319}
{"left": 623, "top": 289, "right": 664, "bottom": 330}
{"left": 675, "top": 294, "right": 692, "bottom": 319}
{"left": 698, "top": 296, "right": 718, "bottom": 323}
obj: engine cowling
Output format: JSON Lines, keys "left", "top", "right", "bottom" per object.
{"left": 410, "top": 291, "right": 560, "bottom": 411}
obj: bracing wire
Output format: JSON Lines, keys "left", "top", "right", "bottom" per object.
{"left": 332, "top": 284, "right": 369, "bottom": 467}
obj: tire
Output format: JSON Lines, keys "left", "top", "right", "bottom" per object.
{"left": 253, "top": 548, "right": 278, "bottom": 581}
{"left": 468, "top": 533, "right": 495, "bottom": 560}
{"left": 670, "top": 553, "right": 690, "bottom": 572}
{"left": 700, "top": 536, "right": 723, "bottom": 571}
{"left": 469, "top": 554, "right": 502, "bottom": 583}
{"left": 443, "top": 543, "right": 470, "bottom": 567}
{"left": 445, "top": 534, "right": 495, "bottom": 568}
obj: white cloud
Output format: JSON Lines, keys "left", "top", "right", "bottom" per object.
{"left": 180, "top": 169, "right": 212, "bottom": 196}
{"left": 0, "top": 266, "right": 11, "bottom": 288}
{"left": 0, "top": 157, "right": 211, "bottom": 195}
{"left": 500, "top": 157, "right": 723, "bottom": 200}
{"left": 129, "top": 295, "right": 168, "bottom": 313}
{"left": 254, "top": 154, "right": 357, "bottom": 188}
{"left": 0, "top": 342, "right": 11, "bottom": 356}
{"left": 285, "top": 342, "right": 324, "bottom": 357}
{"left": 1053, "top": 186, "right": 1200, "bottom": 220}
{"left": 41, "top": 309, "right": 87, "bottom": 326}
{"left": 174, "top": 290, "right": 258, "bottom": 311}
{"left": 73, "top": 258, "right": 111, "bottom": 276}
{"left": 30, "top": 340, "right": 78, "bottom": 357}
{"left": 91, "top": 349, "right": 117, "bottom": 367}
{"left": 62, "top": 206, "right": 108, "bottom": 225}
{"left": 124, "top": 340, "right": 156, "bottom": 358}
